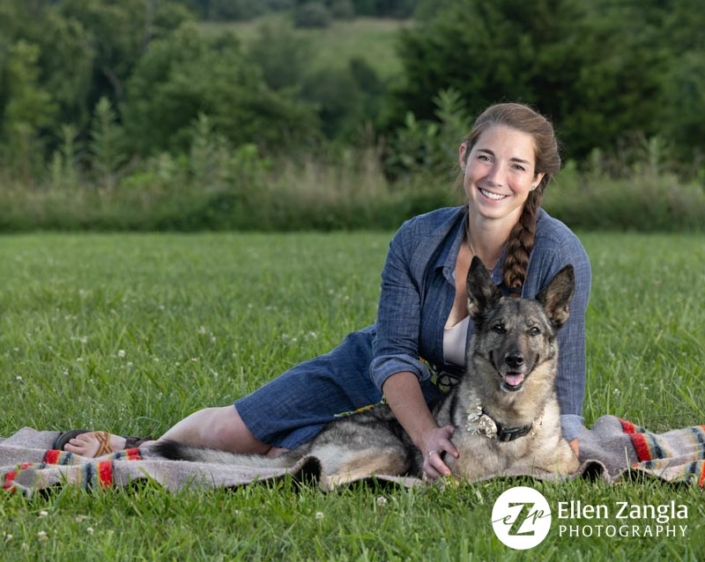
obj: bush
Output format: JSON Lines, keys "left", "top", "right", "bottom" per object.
{"left": 2, "top": 120, "right": 704, "bottom": 234}
{"left": 545, "top": 160, "right": 705, "bottom": 232}
{"left": 384, "top": 88, "right": 471, "bottom": 181}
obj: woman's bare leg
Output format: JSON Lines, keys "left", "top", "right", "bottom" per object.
{"left": 63, "top": 405, "right": 284, "bottom": 457}
{"left": 159, "top": 406, "right": 269, "bottom": 453}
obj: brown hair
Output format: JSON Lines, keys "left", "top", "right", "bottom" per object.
{"left": 462, "top": 103, "right": 561, "bottom": 293}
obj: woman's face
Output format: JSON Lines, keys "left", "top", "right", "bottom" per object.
{"left": 459, "top": 125, "right": 545, "bottom": 225}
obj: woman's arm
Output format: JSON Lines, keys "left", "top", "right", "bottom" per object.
{"left": 553, "top": 239, "right": 591, "bottom": 443}
{"left": 369, "top": 224, "right": 428, "bottom": 390}
{"left": 529, "top": 220, "right": 592, "bottom": 443}
{"left": 382, "top": 371, "right": 458, "bottom": 479}
{"left": 370, "top": 211, "right": 463, "bottom": 478}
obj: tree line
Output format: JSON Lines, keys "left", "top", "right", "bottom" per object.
{"left": 1, "top": 0, "right": 704, "bottom": 192}
{"left": 182, "top": 0, "right": 418, "bottom": 22}
{"left": 402, "top": 0, "right": 705, "bottom": 167}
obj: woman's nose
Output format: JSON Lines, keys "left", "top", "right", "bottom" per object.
{"left": 485, "top": 162, "right": 506, "bottom": 187}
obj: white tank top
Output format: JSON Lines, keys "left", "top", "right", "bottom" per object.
{"left": 443, "top": 316, "right": 469, "bottom": 366}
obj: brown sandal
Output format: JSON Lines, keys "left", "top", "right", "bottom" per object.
{"left": 123, "top": 436, "right": 153, "bottom": 449}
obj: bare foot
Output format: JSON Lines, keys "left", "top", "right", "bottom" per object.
{"left": 64, "top": 431, "right": 127, "bottom": 458}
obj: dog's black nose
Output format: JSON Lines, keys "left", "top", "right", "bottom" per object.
{"left": 505, "top": 353, "right": 524, "bottom": 369}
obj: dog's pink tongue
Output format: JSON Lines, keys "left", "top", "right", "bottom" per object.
{"left": 505, "top": 373, "right": 525, "bottom": 386}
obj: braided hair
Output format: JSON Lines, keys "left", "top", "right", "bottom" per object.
{"left": 462, "top": 103, "right": 561, "bottom": 293}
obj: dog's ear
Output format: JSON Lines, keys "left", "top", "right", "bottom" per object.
{"left": 467, "top": 256, "right": 502, "bottom": 324}
{"left": 536, "top": 264, "right": 575, "bottom": 329}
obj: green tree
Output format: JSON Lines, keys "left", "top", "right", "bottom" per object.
{"left": 58, "top": 0, "right": 193, "bottom": 104}
{"left": 645, "top": 0, "right": 705, "bottom": 160}
{"left": 247, "top": 22, "right": 313, "bottom": 92}
{"left": 372, "top": 0, "right": 417, "bottom": 17}
{"left": 207, "top": 0, "right": 266, "bottom": 21}
{"left": 33, "top": 11, "right": 96, "bottom": 132}
{"left": 330, "top": 0, "right": 356, "bottom": 19}
{"left": 413, "top": 0, "right": 455, "bottom": 20}
{"left": 557, "top": 1, "right": 666, "bottom": 158}
{"left": 302, "top": 66, "right": 362, "bottom": 139}
{"left": 294, "top": 3, "right": 332, "bottom": 28}
{"left": 0, "top": 0, "right": 193, "bottom": 146}
{"left": 188, "top": 113, "right": 229, "bottom": 189}
{"left": 395, "top": 0, "right": 667, "bottom": 160}
{"left": 0, "top": 0, "right": 17, "bottom": 36}
{"left": 49, "top": 123, "right": 81, "bottom": 189}
{"left": 659, "top": 53, "right": 705, "bottom": 162}
{"left": 397, "top": 1, "right": 557, "bottom": 122}
{"left": 89, "top": 97, "right": 127, "bottom": 189}
{"left": 1, "top": 40, "right": 57, "bottom": 183}
{"left": 0, "top": 0, "right": 95, "bottom": 139}
{"left": 122, "top": 26, "right": 319, "bottom": 155}
{"left": 353, "top": 0, "right": 417, "bottom": 17}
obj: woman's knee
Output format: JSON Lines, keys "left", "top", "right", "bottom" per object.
{"left": 211, "top": 406, "right": 271, "bottom": 455}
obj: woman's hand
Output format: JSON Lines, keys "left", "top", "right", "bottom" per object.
{"left": 420, "top": 424, "right": 458, "bottom": 480}
{"left": 381, "top": 371, "right": 459, "bottom": 480}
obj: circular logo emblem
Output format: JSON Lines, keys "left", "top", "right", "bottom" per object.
{"left": 491, "top": 486, "right": 552, "bottom": 550}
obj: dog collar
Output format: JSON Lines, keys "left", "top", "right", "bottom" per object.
{"left": 490, "top": 416, "right": 533, "bottom": 442}
{"left": 466, "top": 405, "right": 540, "bottom": 442}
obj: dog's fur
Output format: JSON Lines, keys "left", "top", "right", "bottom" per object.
{"left": 154, "top": 257, "right": 580, "bottom": 483}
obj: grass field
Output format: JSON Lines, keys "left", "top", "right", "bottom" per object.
{"left": 1, "top": 231, "right": 704, "bottom": 560}
{"left": 198, "top": 15, "right": 412, "bottom": 78}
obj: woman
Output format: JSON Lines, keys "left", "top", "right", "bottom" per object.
{"left": 58, "top": 103, "right": 591, "bottom": 480}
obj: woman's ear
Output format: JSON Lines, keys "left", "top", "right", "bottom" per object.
{"left": 458, "top": 142, "right": 469, "bottom": 171}
{"left": 532, "top": 172, "right": 545, "bottom": 189}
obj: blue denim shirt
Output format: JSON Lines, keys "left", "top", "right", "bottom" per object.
{"left": 370, "top": 206, "right": 591, "bottom": 442}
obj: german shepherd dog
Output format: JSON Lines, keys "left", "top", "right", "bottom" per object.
{"left": 154, "top": 257, "right": 580, "bottom": 483}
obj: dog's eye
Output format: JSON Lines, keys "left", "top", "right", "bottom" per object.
{"left": 492, "top": 324, "right": 506, "bottom": 334}
{"left": 528, "top": 326, "right": 541, "bottom": 336}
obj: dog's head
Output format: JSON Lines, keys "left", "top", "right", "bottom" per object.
{"left": 466, "top": 257, "right": 575, "bottom": 392}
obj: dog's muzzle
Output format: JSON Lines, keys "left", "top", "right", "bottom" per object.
{"left": 491, "top": 351, "right": 529, "bottom": 392}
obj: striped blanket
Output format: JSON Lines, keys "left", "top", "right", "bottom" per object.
{"left": 2, "top": 415, "right": 704, "bottom": 495}
{"left": 616, "top": 418, "right": 705, "bottom": 486}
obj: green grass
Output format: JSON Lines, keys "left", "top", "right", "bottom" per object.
{"left": 1, "top": 231, "right": 704, "bottom": 560}
{"left": 198, "top": 15, "right": 412, "bottom": 78}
